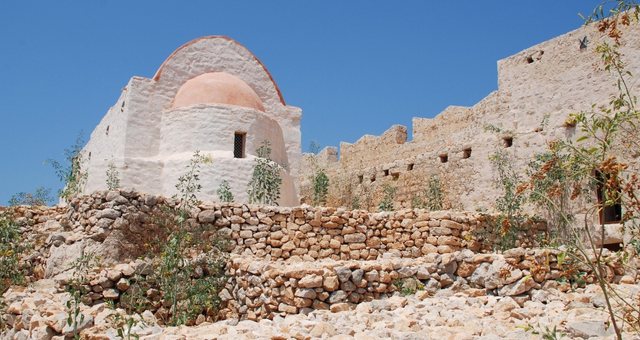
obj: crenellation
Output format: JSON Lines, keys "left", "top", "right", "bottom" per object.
{"left": 300, "top": 21, "right": 640, "bottom": 215}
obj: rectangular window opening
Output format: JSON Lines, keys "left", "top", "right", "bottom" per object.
{"left": 463, "top": 148, "right": 472, "bottom": 159}
{"left": 503, "top": 137, "right": 513, "bottom": 148}
{"left": 234, "top": 132, "right": 246, "bottom": 158}
{"left": 383, "top": 169, "right": 389, "bottom": 176}
{"left": 407, "top": 163, "right": 414, "bottom": 171}
{"left": 439, "top": 154, "right": 448, "bottom": 163}
{"left": 358, "top": 175, "right": 363, "bottom": 184}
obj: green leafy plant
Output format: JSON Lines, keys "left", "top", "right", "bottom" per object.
{"left": 153, "top": 151, "right": 228, "bottom": 326}
{"left": 65, "top": 252, "right": 96, "bottom": 340}
{"left": 489, "top": 150, "right": 527, "bottom": 250}
{"left": 47, "top": 135, "right": 88, "bottom": 200}
{"left": 216, "top": 180, "right": 234, "bottom": 203}
{"left": 0, "top": 212, "right": 26, "bottom": 294}
{"left": 392, "top": 278, "right": 424, "bottom": 296}
{"left": 312, "top": 168, "right": 329, "bottom": 206}
{"left": 351, "top": 196, "right": 361, "bottom": 210}
{"left": 378, "top": 184, "right": 397, "bottom": 211}
{"left": 106, "top": 161, "right": 121, "bottom": 190}
{"left": 8, "top": 186, "right": 53, "bottom": 206}
{"left": 413, "top": 175, "right": 444, "bottom": 210}
{"left": 247, "top": 141, "right": 282, "bottom": 206}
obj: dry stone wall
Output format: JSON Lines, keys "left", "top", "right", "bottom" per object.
{"left": 3, "top": 190, "right": 639, "bottom": 329}
{"left": 8, "top": 190, "right": 548, "bottom": 274}
{"left": 59, "top": 248, "right": 638, "bottom": 322}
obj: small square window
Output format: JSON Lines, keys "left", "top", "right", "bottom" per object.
{"left": 503, "top": 137, "right": 513, "bottom": 148}
{"left": 407, "top": 163, "right": 414, "bottom": 171}
{"left": 463, "top": 148, "right": 472, "bottom": 159}
{"left": 383, "top": 169, "right": 389, "bottom": 176}
{"left": 439, "top": 154, "right": 448, "bottom": 163}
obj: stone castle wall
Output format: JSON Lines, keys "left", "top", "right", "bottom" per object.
{"left": 299, "top": 22, "right": 640, "bottom": 218}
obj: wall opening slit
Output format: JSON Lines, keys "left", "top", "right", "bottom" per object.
{"left": 463, "top": 148, "right": 472, "bottom": 159}
{"left": 234, "top": 132, "right": 246, "bottom": 158}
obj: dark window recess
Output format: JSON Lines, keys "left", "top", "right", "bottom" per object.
{"left": 383, "top": 169, "right": 389, "bottom": 176}
{"left": 370, "top": 175, "right": 376, "bottom": 182}
{"left": 503, "top": 137, "right": 513, "bottom": 148}
{"left": 439, "top": 154, "right": 448, "bottom": 163}
{"left": 358, "top": 175, "right": 363, "bottom": 184}
{"left": 106, "top": 126, "right": 110, "bottom": 136}
{"left": 234, "top": 132, "right": 246, "bottom": 158}
{"left": 463, "top": 148, "right": 472, "bottom": 159}
{"left": 596, "top": 171, "right": 622, "bottom": 224}
{"left": 407, "top": 163, "right": 414, "bottom": 171}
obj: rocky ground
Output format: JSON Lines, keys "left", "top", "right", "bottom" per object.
{"left": 3, "top": 278, "right": 640, "bottom": 339}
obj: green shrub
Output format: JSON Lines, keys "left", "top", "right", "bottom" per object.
{"left": 0, "top": 212, "right": 25, "bottom": 294}
{"left": 312, "top": 169, "right": 329, "bottom": 206}
{"left": 8, "top": 187, "right": 53, "bottom": 206}
{"left": 378, "top": 184, "right": 396, "bottom": 211}
{"left": 216, "top": 180, "right": 234, "bottom": 203}
{"left": 47, "top": 135, "right": 88, "bottom": 200}
{"left": 247, "top": 141, "right": 282, "bottom": 206}
{"left": 106, "top": 161, "right": 120, "bottom": 190}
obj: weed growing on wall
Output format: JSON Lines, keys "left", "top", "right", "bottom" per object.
{"left": 216, "top": 180, "right": 234, "bottom": 203}
{"left": 351, "top": 196, "right": 361, "bottom": 210}
{"left": 153, "top": 151, "right": 228, "bottom": 326}
{"left": 0, "top": 212, "right": 26, "bottom": 294}
{"left": 413, "top": 175, "right": 444, "bottom": 210}
{"left": 378, "top": 184, "right": 397, "bottom": 211}
{"left": 65, "top": 252, "right": 96, "bottom": 340}
{"left": 47, "top": 135, "right": 88, "bottom": 200}
{"left": 312, "top": 169, "right": 329, "bottom": 206}
{"left": 489, "top": 149, "right": 527, "bottom": 250}
{"left": 248, "top": 141, "right": 282, "bottom": 206}
{"left": 106, "top": 161, "right": 120, "bottom": 190}
{"left": 8, "top": 186, "right": 53, "bottom": 206}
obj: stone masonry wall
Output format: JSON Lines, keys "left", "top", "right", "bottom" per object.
{"left": 8, "top": 191, "right": 548, "bottom": 273}
{"left": 3, "top": 191, "right": 638, "bottom": 326}
{"left": 299, "top": 22, "right": 640, "bottom": 219}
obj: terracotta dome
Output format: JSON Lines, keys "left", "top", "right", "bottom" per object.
{"left": 171, "top": 72, "right": 265, "bottom": 111}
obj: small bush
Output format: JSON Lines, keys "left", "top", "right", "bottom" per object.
{"left": 0, "top": 212, "right": 25, "bottom": 294}
{"left": 106, "top": 161, "right": 120, "bottom": 190}
{"left": 8, "top": 187, "right": 53, "bottom": 206}
{"left": 378, "top": 184, "right": 397, "bottom": 211}
{"left": 47, "top": 135, "right": 88, "bottom": 200}
{"left": 247, "top": 141, "right": 282, "bottom": 206}
{"left": 216, "top": 180, "right": 234, "bottom": 203}
{"left": 312, "top": 169, "right": 329, "bottom": 206}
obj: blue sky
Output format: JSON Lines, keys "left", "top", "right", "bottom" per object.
{"left": 0, "top": 1, "right": 603, "bottom": 204}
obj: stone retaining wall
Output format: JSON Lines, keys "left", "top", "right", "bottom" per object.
{"left": 76, "top": 248, "right": 638, "bottom": 322}
{"left": 58, "top": 190, "right": 546, "bottom": 262}
{"left": 5, "top": 190, "right": 547, "bottom": 276}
